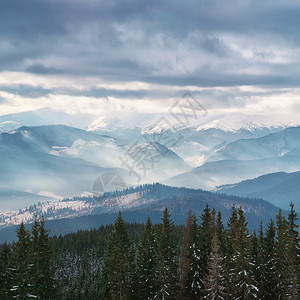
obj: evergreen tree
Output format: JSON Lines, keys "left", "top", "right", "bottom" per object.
{"left": 180, "top": 211, "right": 203, "bottom": 299}
{"left": 249, "top": 231, "right": 260, "bottom": 299}
{"left": 263, "top": 219, "right": 280, "bottom": 299}
{"left": 103, "top": 211, "right": 134, "bottom": 300}
{"left": 135, "top": 216, "right": 156, "bottom": 300}
{"left": 204, "top": 231, "right": 226, "bottom": 300}
{"left": 256, "top": 223, "right": 267, "bottom": 299}
{"left": 286, "top": 203, "right": 300, "bottom": 299}
{"left": 199, "top": 204, "right": 215, "bottom": 280}
{"left": 224, "top": 206, "right": 237, "bottom": 298}
{"left": 10, "top": 222, "right": 35, "bottom": 299}
{"left": 154, "top": 208, "right": 179, "bottom": 299}
{"left": 31, "top": 215, "right": 40, "bottom": 297}
{"left": 0, "top": 243, "right": 12, "bottom": 299}
{"left": 216, "top": 211, "right": 226, "bottom": 256}
{"left": 32, "top": 217, "right": 59, "bottom": 299}
{"left": 225, "top": 207, "right": 255, "bottom": 299}
{"left": 275, "top": 209, "right": 289, "bottom": 299}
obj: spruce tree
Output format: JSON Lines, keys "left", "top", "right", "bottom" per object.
{"left": 199, "top": 204, "right": 215, "bottom": 280}
{"left": 249, "top": 231, "right": 260, "bottom": 299}
{"left": 263, "top": 219, "right": 280, "bottom": 299}
{"left": 204, "top": 231, "right": 226, "bottom": 300}
{"left": 32, "top": 217, "right": 58, "bottom": 299}
{"left": 180, "top": 211, "right": 203, "bottom": 299}
{"left": 135, "top": 216, "right": 156, "bottom": 300}
{"left": 286, "top": 203, "right": 300, "bottom": 299}
{"left": 0, "top": 243, "right": 12, "bottom": 299}
{"left": 256, "top": 223, "right": 267, "bottom": 299}
{"left": 225, "top": 207, "right": 255, "bottom": 299}
{"left": 216, "top": 211, "right": 226, "bottom": 256}
{"left": 103, "top": 211, "right": 134, "bottom": 300}
{"left": 10, "top": 222, "right": 35, "bottom": 299}
{"left": 275, "top": 209, "right": 289, "bottom": 298}
{"left": 154, "top": 208, "right": 179, "bottom": 299}
{"left": 224, "top": 206, "right": 237, "bottom": 298}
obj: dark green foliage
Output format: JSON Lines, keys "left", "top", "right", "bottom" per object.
{"left": 9, "top": 222, "right": 35, "bottom": 299}
{"left": 204, "top": 232, "right": 226, "bottom": 300}
{"left": 135, "top": 217, "right": 156, "bottom": 300}
{"left": 225, "top": 207, "right": 256, "bottom": 299}
{"left": 102, "top": 211, "right": 135, "bottom": 300}
{"left": 32, "top": 217, "right": 59, "bottom": 299}
{"left": 249, "top": 231, "right": 260, "bottom": 299}
{"left": 216, "top": 211, "right": 226, "bottom": 256}
{"left": 1, "top": 203, "right": 299, "bottom": 299}
{"left": 0, "top": 218, "right": 59, "bottom": 300}
{"left": 52, "top": 222, "right": 147, "bottom": 299}
{"left": 275, "top": 209, "right": 289, "bottom": 298}
{"left": 180, "top": 211, "right": 203, "bottom": 299}
{"left": 0, "top": 243, "right": 12, "bottom": 299}
{"left": 263, "top": 219, "right": 280, "bottom": 299}
{"left": 286, "top": 203, "right": 300, "bottom": 299}
{"left": 199, "top": 204, "right": 215, "bottom": 278}
{"left": 154, "top": 208, "right": 179, "bottom": 299}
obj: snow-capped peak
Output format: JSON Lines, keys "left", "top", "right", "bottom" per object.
{"left": 196, "top": 113, "right": 299, "bottom": 132}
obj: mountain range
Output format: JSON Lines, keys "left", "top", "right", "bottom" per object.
{"left": 0, "top": 183, "right": 290, "bottom": 242}
{"left": 217, "top": 170, "right": 300, "bottom": 209}
{"left": 0, "top": 108, "right": 299, "bottom": 213}
{"left": 166, "top": 127, "right": 300, "bottom": 195}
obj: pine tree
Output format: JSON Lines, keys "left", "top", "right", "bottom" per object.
{"left": 249, "top": 231, "right": 259, "bottom": 299}
{"left": 154, "top": 208, "right": 179, "bottom": 300}
{"left": 32, "top": 216, "right": 59, "bottom": 299}
{"left": 256, "top": 223, "right": 267, "bottom": 299}
{"left": 135, "top": 216, "right": 156, "bottom": 300}
{"left": 225, "top": 207, "right": 255, "bottom": 299}
{"left": 31, "top": 215, "right": 40, "bottom": 297}
{"left": 103, "top": 211, "right": 134, "bottom": 300}
{"left": 199, "top": 204, "right": 215, "bottom": 280}
{"left": 224, "top": 206, "right": 237, "bottom": 298}
{"left": 275, "top": 209, "right": 289, "bottom": 299}
{"left": 10, "top": 222, "right": 35, "bottom": 299}
{"left": 263, "top": 219, "right": 280, "bottom": 299}
{"left": 286, "top": 203, "right": 300, "bottom": 299}
{"left": 0, "top": 242, "right": 12, "bottom": 299}
{"left": 216, "top": 211, "right": 226, "bottom": 256}
{"left": 204, "top": 231, "right": 226, "bottom": 300}
{"left": 180, "top": 211, "right": 203, "bottom": 299}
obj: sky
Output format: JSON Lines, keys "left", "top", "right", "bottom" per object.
{"left": 0, "top": 0, "right": 300, "bottom": 126}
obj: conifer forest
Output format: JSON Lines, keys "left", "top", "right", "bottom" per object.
{"left": 0, "top": 204, "right": 299, "bottom": 299}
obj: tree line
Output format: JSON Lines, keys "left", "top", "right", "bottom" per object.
{"left": 0, "top": 217, "right": 59, "bottom": 299}
{"left": 0, "top": 203, "right": 299, "bottom": 299}
{"left": 102, "top": 204, "right": 299, "bottom": 300}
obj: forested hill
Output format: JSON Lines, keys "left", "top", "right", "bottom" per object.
{"left": 2, "top": 205, "right": 297, "bottom": 299}
{"left": 0, "top": 183, "right": 293, "bottom": 242}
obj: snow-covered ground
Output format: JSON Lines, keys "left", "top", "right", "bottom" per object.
{"left": 0, "top": 192, "right": 156, "bottom": 229}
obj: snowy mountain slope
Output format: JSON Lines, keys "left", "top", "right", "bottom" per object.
{"left": 206, "top": 126, "right": 300, "bottom": 162}
{"left": 0, "top": 184, "right": 282, "bottom": 233}
{"left": 0, "top": 124, "right": 192, "bottom": 210}
{"left": 166, "top": 154, "right": 300, "bottom": 194}
{"left": 165, "top": 126, "right": 300, "bottom": 197}
{"left": 0, "top": 188, "right": 163, "bottom": 229}
{"left": 195, "top": 112, "right": 297, "bottom": 132}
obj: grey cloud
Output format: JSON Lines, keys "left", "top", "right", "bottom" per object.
{"left": 26, "top": 64, "right": 62, "bottom": 75}
{"left": 1, "top": 0, "right": 300, "bottom": 89}
{"left": 0, "top": 85, "right": 51, "bottom": 98}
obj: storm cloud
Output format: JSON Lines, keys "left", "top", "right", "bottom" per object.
{"left": 0, "top": 0, "right": 300, "bottom": 121}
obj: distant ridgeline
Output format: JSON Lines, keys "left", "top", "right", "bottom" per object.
{"left": 0, "top": 183, "right": 298, "bottom": 242}
{"left": 1, "top": 204, "right": 299, "bottom": 299}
